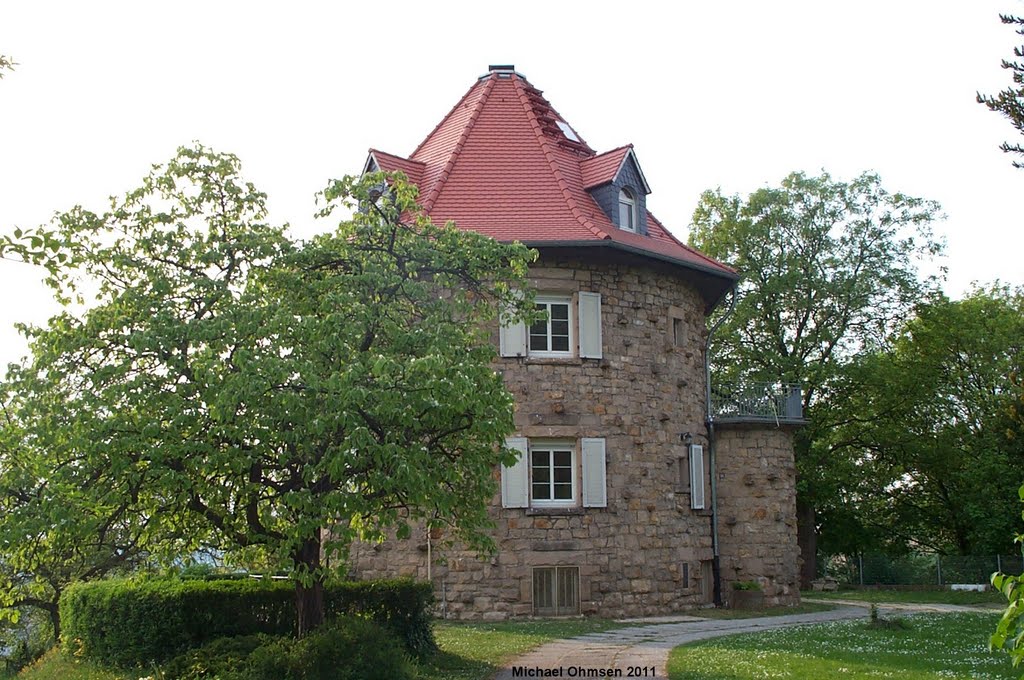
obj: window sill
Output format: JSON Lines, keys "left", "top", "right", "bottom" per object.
{"left": 526, "top": 507, "right": 584, "bottom": 516}
{"left": 524, "top": 356, "right": 583, "bottom": 366}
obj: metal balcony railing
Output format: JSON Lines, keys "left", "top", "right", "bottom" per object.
{"left": 710, "top": 382, "right": 804, "bottom": 424}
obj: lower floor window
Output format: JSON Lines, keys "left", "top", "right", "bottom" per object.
{"left": 533, "top": 566, "right": 580, "bottom": 616}
{"left": 531, "top": 442, "right": 575, "bottom": 505}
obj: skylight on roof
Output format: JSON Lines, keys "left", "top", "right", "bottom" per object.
{"left": 555, "top": 120, "right": 580, "bottom": 142}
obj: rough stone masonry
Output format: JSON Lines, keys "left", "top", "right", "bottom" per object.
{"left": 346, "top": 254, "right": 800, "bottom": 619}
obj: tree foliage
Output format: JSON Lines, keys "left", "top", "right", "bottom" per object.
{"left": 992, "top": 484, "right": 1024, "bottom": 671}
{"left": 2, "top": 145, "right": 536, "bottom": 636}
{"left": 978, "top": 14, "right": 1024, "bottom": 168}
{"left": 690, "top": 170, "right": 944, "bottom": 400}
{"left": 689, "top": 170, "right": 944, "bottom": 581}
{"left": 819, "top": 287, "right": 1024, "bottom": 556}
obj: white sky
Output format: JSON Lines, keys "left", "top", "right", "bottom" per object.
{"left": 1, "top": 1, "right": 1022, "bottom": 368}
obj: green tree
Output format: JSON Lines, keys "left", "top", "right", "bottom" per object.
{"left": 689, "top": 171, "right": 944, "bottom": 585}
{"left": 822, "top": 288, "right": 1024, "bottom": 556}
{"left": 7, "top": 145, "right": 535, "bottom": 636}
{"left": 992, "top": 489, "right": 1024, "bottom": 673}
{"left": 0, "top": 375, "right": 158, "bottom": 643}
{"left": 0, "top": 52, "right": 62, "bottom": 274}
{"left": 978, "top": 14, "right": 1024, "bottom": 168}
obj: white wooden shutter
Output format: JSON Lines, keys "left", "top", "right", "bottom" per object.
{"left": 501, "top": 437, "right": 529, "bottom": 508}
{"left": 578, "top": 291, "right": 602, "bottom": 359}
{"left": 581, "top": 437, "right": 607, "bottom": 508}
{"left": 689, "top": 444, "right": 705, "bottom": 510}
{"left": 499, "top": 291, "right": 527, "bottom": 357}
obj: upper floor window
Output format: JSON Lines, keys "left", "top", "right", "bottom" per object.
{"left": 529, "top": 297, "right": 572, "bottom": 356}
{"left": 618, "top": 188, "right": 637, "bottom": 232}
{"left": 499, "top": 292, "right": 602, "bottom": 360}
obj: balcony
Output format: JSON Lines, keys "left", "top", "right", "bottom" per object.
{"left": 710, "top": 382, "right": 805, "bottom": 425}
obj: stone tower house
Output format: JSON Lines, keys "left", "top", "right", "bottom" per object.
{"left": 347, "top": 66, "right": 802, "bottom": 619}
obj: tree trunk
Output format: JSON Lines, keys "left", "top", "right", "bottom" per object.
{"left": 294, "top": 536, "right": 325, "bottom": 638}
{"left": 797, "top": 498, "right": 817, "bottom": 589}
{"left": 48, "top": 605, "right": 61, "bottom": 644}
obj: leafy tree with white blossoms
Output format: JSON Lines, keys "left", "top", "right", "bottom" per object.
{"left": 1, "top": 145, "right": 536, "bottom": 636}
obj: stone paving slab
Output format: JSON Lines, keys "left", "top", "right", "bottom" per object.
{"left": 493, "top": 607, "right": 869, "bottom": 680}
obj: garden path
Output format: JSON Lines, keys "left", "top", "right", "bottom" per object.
{"left": 492, "top": 602, "right": 993, "bottom": 680}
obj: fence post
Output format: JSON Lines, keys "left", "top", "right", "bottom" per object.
{"left": 998, "top": 554, "right": 1002, "bottom": 574}
{"left": 859, "top": 554, "right": 864, "bottom": 586}
{"left": 936, "top": 554, "right": 942, "bottom": 586}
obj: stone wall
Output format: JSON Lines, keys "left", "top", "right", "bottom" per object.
{"left": 714, "top": 424, "right": 801, "bottom": 606}
{"left": 347, "top": 252, "right": 800, "bottom": 618}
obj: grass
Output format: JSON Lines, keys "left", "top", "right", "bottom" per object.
{"left": 668, "top": 612, "right": 1014, "bottom": 679}
{"left": 804, "top": 588, "right": 1005, "bottom": 606}
{"left": 4, "top": 618, "right": 622, "bottom": 680}
{"left": 8, "top": 650, "right": 132, "bottom": 680}
{"left": 688, "top": 602, "right": 836, "bottom": 619}
{"left": 416, "top": 618, "right": 622, "bottom": 679}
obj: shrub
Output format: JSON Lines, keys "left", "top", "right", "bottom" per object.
{"left": 163, "top": 618, "right": 413, "bottom": 680}
{"left": 733, "top": 580, "right": 762, "bottom": 591}
{"left": 60, "top": 577, "right": 433, "bottom": 667}
{"left": 160, "top": 634, "right": 267, "bottom": 680}
{"left": 325, "top": 579, "right": 435, "bottom": 655}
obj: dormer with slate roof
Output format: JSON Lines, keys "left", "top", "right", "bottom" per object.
{"left": 581, "top": 145, "right": 652, "bottom": 235}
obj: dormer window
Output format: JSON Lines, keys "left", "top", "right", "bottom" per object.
{"left": 618, "top": 188, "right": 637, "bottom": 232}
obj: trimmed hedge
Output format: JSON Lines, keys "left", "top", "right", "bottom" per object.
{"left": 60, "top": 577, "right": 433, "bottom": 667}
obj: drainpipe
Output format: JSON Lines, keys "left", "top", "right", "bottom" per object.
{"left": 704, "top": 287, "right": 737, "bottom": 607}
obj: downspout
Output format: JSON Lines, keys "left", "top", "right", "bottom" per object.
{"left": 705, "top": 287, "right": 737, "bottom": 607}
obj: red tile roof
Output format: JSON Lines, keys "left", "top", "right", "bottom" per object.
{"left": 365, "top": 69, "right": 737, "bottom": 284}
{"left": 366, "top": 149, "right": 425, "bottom": 187}
{"left": 580, "top": 146, "right": 643, "bottom": 191}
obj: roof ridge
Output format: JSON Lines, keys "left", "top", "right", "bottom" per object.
{"left": 419, "top": 75, "right": 497, "bottom": 213}
{"left": 519, "top": 81, "right": 595, "bottom": 155}
{"left": 512, "top": 75, "right": 609, "bottom": 241}
{"left": 410, "top": 78, "right": 486, "bottom": 160}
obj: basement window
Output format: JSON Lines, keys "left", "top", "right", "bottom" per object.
{"left": 533, "top": 566, "right": 580, "bottom": 616}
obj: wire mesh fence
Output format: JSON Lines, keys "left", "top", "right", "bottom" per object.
{"left": 821, "top": 553, "right": 1024, "bottom": 586}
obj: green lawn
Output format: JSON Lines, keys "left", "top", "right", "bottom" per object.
{"left": 7, "top": 650, "right": 131, "bottom": 680}
{"left": 668, "top": 612, "right": 1014, "bottom": 679}
{"left": 804, "top": 588, "right": 1005, "bottom": 606}
{"left": 4, "top": 618, "right": 623, "bottom": 680}
{"left": 688, "top": 602, "right": 835, "bottom": 620}
{"left": 416, "top": 618, "right": 622, "bottom": 679}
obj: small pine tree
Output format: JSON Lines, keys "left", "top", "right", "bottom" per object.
{"left": 978, "top": 15, "right": 1024, "bottom": 168}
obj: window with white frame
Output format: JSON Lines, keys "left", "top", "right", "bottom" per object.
{"left": 530, "top": 441, "right": 576, "bottom": 506}
{"left": 499, "top": 291, "right": 602, "bottom": 360}
{"left": 501, "top": 437, "right": 607, "bottom": 510}
{"left": 618, "top": 188, "right": 637, "bottom": 232}
{"left": 529, "top": 297, "right": 572, "bottom": 356}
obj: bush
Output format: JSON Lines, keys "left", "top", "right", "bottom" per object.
{"left": 60, "top": 577, "right": 433, "bottom": 667}
{"left": 163, "top": 618, "right": 413, "bottom": 680}
{"left": 160, "top": 634, "right": 266, "bottom": 680}
{"left": 325, "top": 580, "right": 435, "bottom": 655}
